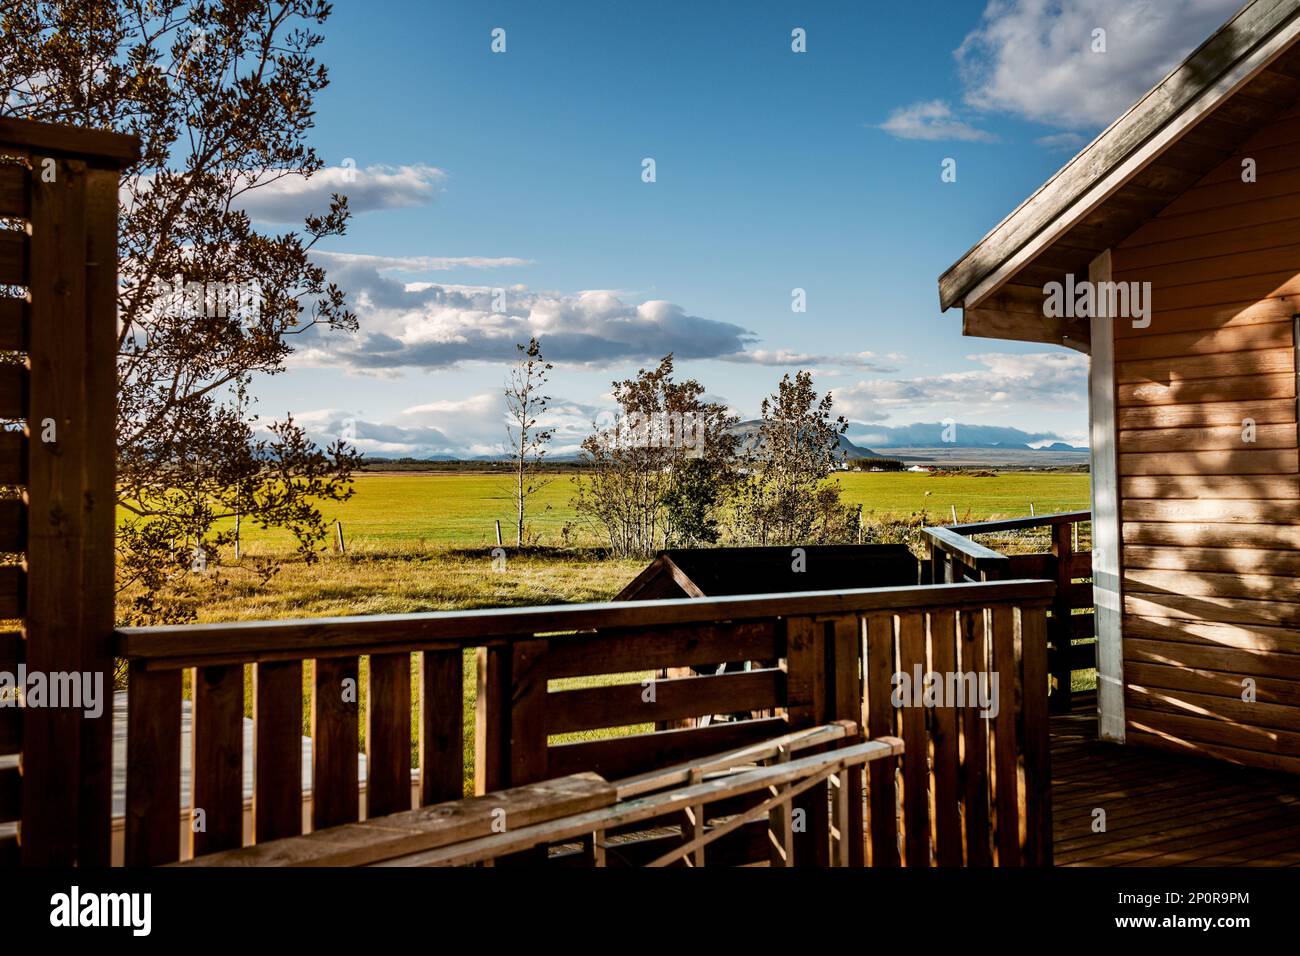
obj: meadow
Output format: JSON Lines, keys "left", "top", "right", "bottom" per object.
{"left": 217, "top": 470, "right": 1092, "bottom": 555}
{"left": 181, "top": 469, "right": 1089, "bottom": 621}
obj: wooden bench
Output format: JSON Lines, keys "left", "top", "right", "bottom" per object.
{"left": 180, "top": 722, "right": 900, "bottom": 868}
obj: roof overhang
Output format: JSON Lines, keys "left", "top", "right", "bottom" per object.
{"left": 938, "top": 0, "right": 1300, "bottom": 348}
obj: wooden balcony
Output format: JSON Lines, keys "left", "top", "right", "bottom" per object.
{"left": 113, "top": 578, "right": 1056, "bottom": 867}
{"left": 90, "top": 509, "right": 1298, "bottom": 867}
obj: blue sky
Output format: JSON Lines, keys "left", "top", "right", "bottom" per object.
{"left": 241, "top": 0, "right": 1246, "bottom": 457}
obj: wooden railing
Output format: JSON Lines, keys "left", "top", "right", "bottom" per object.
{"left": 922, "top": 511, "right": 1095, "bottom": 713}
{"left": 115, "top": 578, "right": 1054, "bottom": 867}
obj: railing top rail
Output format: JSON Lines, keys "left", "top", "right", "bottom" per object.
{"left": 116, "top": 578, "right": 1055, "bottom": 667}
{"left": 0, "top": 116, "right": 140, "bottom": 166}
{"left": 945, "top": 510, "right": 1091, "bottom": 536}
{"left": 920, "top": 526, "right": 1012, "bottom": 571}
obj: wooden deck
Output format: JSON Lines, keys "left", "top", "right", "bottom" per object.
{"left": 1052, "top": 705, "right": 1300, "bottom": 866}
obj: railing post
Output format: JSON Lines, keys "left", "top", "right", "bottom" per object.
{"left": 22, "top": 155, "right": 90, "bottom": 866}
{"left": 1050, "top": 522, "right": 1074, "bottom": 713}
{"left": 1, "top": 120, "right": 138, "bottom": 866}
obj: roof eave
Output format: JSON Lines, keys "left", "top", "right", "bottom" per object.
{"left": 937, "top": 0, "right": 1300, "bottom": 313}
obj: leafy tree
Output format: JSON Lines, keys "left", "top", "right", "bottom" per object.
{"left": 730, "top": 370, "right": 860, "bottom": 545}
{"left": 573, "top": 355, "right": 737, "bottom": 558}
{"left": 504, "top": 337, "right": 553, "bottom": 547}
{"left": 0, "top": 1, "right": 359, "bottom": 622}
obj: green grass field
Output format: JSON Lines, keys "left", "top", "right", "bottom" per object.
{"left": 172, "top": 468, "right": 1089, "bottom": 624}
{"left": 218, "top": 470, "right": 1091, "bottom": 555}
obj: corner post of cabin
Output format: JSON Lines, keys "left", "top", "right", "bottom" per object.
{"left": 1087, "top": 249, "right": 1125, "bottom": 743}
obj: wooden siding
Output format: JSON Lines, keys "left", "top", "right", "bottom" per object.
{"left": 1112, "top": 98, "right": 1300, "bottom": 773}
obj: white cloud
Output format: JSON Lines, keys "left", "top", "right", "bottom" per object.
{"left": 957, "top": 0, "right": 1242, "bottom": 129}
{"left": 835, "top": 351, "right": 1088, "bottom": 420}
{"left": 721, "top": 349, "right": 898, "bottom": 371}
{"left": 293, "top": 393, "right": 607, "bottom": 459}
{"left": 315, "top": 251, "right": 531, "bottom": 272}
{"left": 878, "top": 99, "right": 997, "bottom": 142}
{"left": 1035, "top": 131, "right": 1090, "bottom": 151}
{"left": 298, "top": 254, "right": 760, "bottom": 372}
{"left": 235, "top": 163, "right": 445, "bottom": 223}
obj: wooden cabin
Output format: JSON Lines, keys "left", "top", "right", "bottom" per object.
{"left": 939, "top": 0, "right": 1300, "bottom": 773}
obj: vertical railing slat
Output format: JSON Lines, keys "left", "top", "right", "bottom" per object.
{"left": 77, "top": 164, "right": 121, "bottom": 866}
{"left": 786, "top": 616, "right": 830, "bottom": 867}
{"left": 510, "top": 639, "right": 549, "bottom": 787}
{"left": 254, "top": 660, "right": 304, "bottom": 842}
{"left": 989, "top": 605, "right": 1023, "bottom": 866}
{"left": 190, "top": 664, "right": 245, "bottom": 856}
{"left": 959, "top": 608, "right": 992, "bottom": 866}
{"left": 419, "top": 649, "right": 464, "bottom": 804}
{"left": 124, "top": 664, "right": 182, "bottom": 866}
{"left": 896, "top": 610, "right": 930, "bottom": 867}
{"left": 1050, "top": 522, "right": 1075, "bottom": 713}
{"left": 863, "top": 612, "right": 899, "bottom": 867}
{"left": 312, "top": 656, "right": 359, "bottom": 830}
{"left": 929, "top": 610, "right": 964, "bottom": 865}
{"left": 1020, "top": 605, "right": 1053, "bottom": 866}
{"left": 474, "top": 646, "right": 509, "bottom": 794}
{"left": 830, "top": 615, "right": 865, "bottom": 867}
{"left": 366, "top": 652, "right": 412, "bottom": 818}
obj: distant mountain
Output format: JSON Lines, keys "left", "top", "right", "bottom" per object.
{"left": 849, "top": 422, "right": 1087, "bottom": 451}
{"left": 725, "top": 420, "right": 885, "bottom": 460}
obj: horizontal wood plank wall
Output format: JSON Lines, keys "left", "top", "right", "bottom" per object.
{"left": 1113, "top": 99, "right": 1300, "bottom": 774}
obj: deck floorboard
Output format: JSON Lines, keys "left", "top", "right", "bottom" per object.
{"left": 1051, "top": 707, "right": 1300, "bottom": 866}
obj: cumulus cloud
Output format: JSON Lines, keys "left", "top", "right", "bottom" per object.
{"left": 298, "top": 254, "right": 758, "bottom": 372}
{"left": 957, "top": 0, "right": 1241, "bottom": 129}
{"left": 834, "top": 351, "right": 1088, "bottom": 421}
{"left": 292, "top": 393, "right": 608, "bottom": 459}
{"left": 877, "top": 99, "right": 997, "bottom": 142}
{"left": 235, "top": 163, "right": 445, "bottom": 223}
{"left": 722, "top": 349, "right": 898, "bottom": 371}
